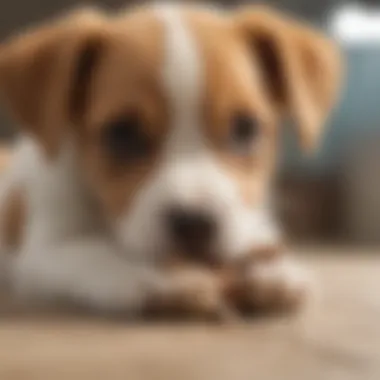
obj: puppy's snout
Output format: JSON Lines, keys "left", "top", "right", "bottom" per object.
{"left": 165, "top": 207, "right": 217, "bottom": 256}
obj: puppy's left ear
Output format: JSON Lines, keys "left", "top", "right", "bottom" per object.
{"left": 234, "top": 7, "right": 344, "bottom": 152}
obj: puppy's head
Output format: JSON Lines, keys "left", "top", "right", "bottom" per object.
{"left": 0, "top": 4, "right": 342, "bottom": 263}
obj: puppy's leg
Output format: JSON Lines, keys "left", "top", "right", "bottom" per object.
{"left": 10, "top": 238, "right": 231, "bottom": 318}
{"left": 232, "top": 254, "right": 311, "bottom": 313}
{"left": 11, "top": 237, "right": 163, "bottom": 315}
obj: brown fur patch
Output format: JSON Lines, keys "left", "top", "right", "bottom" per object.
{"left": 0, "top": 186, "right": 25, "bottom": 250}
{"left": 0, "top": 8, "right": 111, "bottom": 156}
{"left": 0, "top": 148, "right": 24, "bottom": 251}
{"left": 75, "top": 9, "right": 168, "bottom": 218}
{"left": 234, "top": 6, "right": 343, "bottom": 151}
{"left": 185, "top": 10, "right": 278, "bottom": 206}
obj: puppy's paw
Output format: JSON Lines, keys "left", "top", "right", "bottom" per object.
{"left": 232, "top": 256, "right": 311, "bottom": 313}
{"left": 147, "top": 266, "right": 237, "bottom": 321}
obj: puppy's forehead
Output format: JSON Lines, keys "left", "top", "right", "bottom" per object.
{"left": 156, "top": 5, "right": 273, "bottom": 142}
{"left": 89, "top": 6, "right": 203, "bottom": 126}
{"left": 156, "top": 5, "right": 203, "bottom": 120}
{"left": 88, "top": 5, "right": 272, "bottom": 140}
{"left": 153, "top": 5, "right": 272, "bottom": 125}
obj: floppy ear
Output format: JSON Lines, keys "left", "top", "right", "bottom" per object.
{"left": 235, "top": 6, "right": 343, "bottom": 152}
{"left": 0, "top": 8, "right": 107, "bottom": 155}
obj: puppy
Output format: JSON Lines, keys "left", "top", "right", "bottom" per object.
{"left": 0, "top": 3, "right": 342, "bottom": 318}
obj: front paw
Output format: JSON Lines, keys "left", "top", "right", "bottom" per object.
{"left": 230, "top": 256, "right": 311, "bottom": 313}
{"left": 146, "top": 266, "right": 237, "bottom": 321}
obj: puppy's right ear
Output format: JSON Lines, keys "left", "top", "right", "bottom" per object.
{"left": 0, "top": 8, "right": 107, "bottom": 155}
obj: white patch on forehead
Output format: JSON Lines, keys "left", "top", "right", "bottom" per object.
{"left": 154, "top": 4, "right": 208, "bottom": 167}
{"left": 155, "top": 4, "right": 202, "bottom": 120}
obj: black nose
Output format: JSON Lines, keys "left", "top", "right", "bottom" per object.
{"left": 165, "top": 207, "right": 217, "bottom": 254}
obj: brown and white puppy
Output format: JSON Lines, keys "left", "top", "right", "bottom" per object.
{"left": 0, "top": 3, "right": 342, "bottom": 317}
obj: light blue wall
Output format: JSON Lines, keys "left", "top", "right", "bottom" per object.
{"left": 282, "top": 46, "right": 380, "bottom": 176}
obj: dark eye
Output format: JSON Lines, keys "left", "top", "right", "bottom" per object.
{"left": 229, "top": 113, "right": 260, "bottom": 154}
{"left": 101, "top": 113, "right": 152, "bottom": 162}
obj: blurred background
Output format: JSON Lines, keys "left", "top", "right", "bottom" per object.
{"left": 0, "top": 0, "right": 379, "bottom": 246}
{"left": 0, "top": 3, "right": 380, "bottom": 379}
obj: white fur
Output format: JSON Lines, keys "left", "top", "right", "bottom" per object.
{"left": 0, "top": 4, "right": 302, "bottom": 314}
{"left": 0, "top": 138, "right": 170, "bottom": 312}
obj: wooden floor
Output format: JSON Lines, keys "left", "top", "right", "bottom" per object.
{"left": 0, "top": 248, "right": 379, "bottom": 380}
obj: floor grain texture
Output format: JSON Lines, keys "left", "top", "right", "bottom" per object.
{"left": 0, "top": 248, "right": 379, "bottom": 380}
